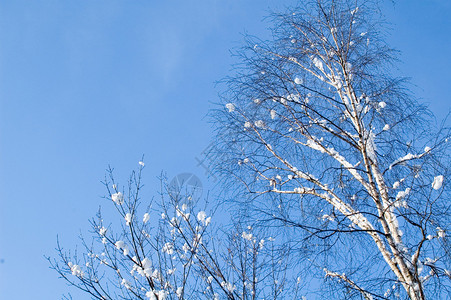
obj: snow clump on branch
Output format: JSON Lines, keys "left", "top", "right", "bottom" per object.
{"left": 68, "top": 262, "right": 84, "bottom": 278}
{"left": 115, "top": 240, "right": 130, "bottom": 256}
{"left": 111, "top": 192, "right": 124, "bottom": 205}
{"left": 143, "top": 213, "right": 150, "bottom": 223}
{"left": 197, "top": 211, "right": 211, "bottom": 226}
{"left": 225, "top": 103, "right": 235, "bottom": 112}
{"left": 432, "top": 175, "right": 444, "bottom": 190}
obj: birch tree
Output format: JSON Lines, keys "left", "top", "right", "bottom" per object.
{"left": 211, "top": 0, "right": 450, "bottom": 299}
{"left": 49, "top": 165, "right": 300, "bottom": 300}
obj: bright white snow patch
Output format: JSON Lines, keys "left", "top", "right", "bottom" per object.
{"left": 254, "top": 120, "right": 265, "bottom": 128}
{"left": 99, "top": 227, "right": 107, "bottom": 236}
{"left": 378, "top": 102, "right": 387, "bottom": 109}
{"left": 125, "top": 213, "right": 132, "bottom": 225}
{"left": 139, "top": 161, "right": 145, "bottom": 167}
{"left": 294, "top": 77, "right": 303, "bottom": 85}
{"left": 162, "top": 242, "right": 174, "bottom": 255}
{"left": 68, "top": 262, "right": 84, "bottom": 277}
{"left": 306, "top": 138, "right": 324, "bottom": 153}
{"left": 147, "top": 290, "right": 167, "bottom": 300}
{"left": 437, "top": 227, "right": 446, "bottom": 238}
{"left": 395, "top": 200, "right": 408, "bottom": 208}
{"left": 176, "top": 287, "right": 183, "bottom": 298}
{"left": 221, "top": 281, "right": 236, "bottom": 293}
{"left": 345, "top": 62, "right": 352, "bottom": 72}
{"left": 158, "top": 290, "right": 169, "bottom": 300}
{"left": 432, "top": 175, "right": 444, "bottom": 190}
{"left": 396, "top": 188, "right": 411, "bottom": 201}
{"left": 225, "top": 103, "right": 235, "bottom": 112}
{"left": 115, "top": 240, "right": 130, "bottom": 256}
{"left": 242, "top": 231, "right": 253, "bottom": 241}
{"left": 322, "top": 214, "right": 335, "bottom": 221}
{"left": 389, "top": 153, "right": 422, "bottom": 170}
{"left": 197, "top": 211, "right": 207, "bottom": 223}
{"left": 135, "top": 257, "right": 152, "bottom": 277}
{"left": 244, "top": 121, "right": 252, "bottom": 128}
{"left": 114, "top": 240, "right": 123, "bottom": 249}
{"left": 270, "top": 109, "right": 277, "bottom": 119}
{"left": 313, "top": 57, "right": 324, "bottom": 71}
{"left": 383, "top": 124, "right": 390, "bottom": 131}
{"left": 146, "top": 291, "right": 156, "bottom": 300}
{"left": 287, "top": 93, "right": 300, "bottom": 102}
{"left": 112, "top": 192, "right": 124, "bottom": 205}
{"left": 143, "top": 213, "right": 150, "bottom": 224}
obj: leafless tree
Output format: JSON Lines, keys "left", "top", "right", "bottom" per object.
{"left": 210, "top": 0, "right": 450, "bottom": 299}
{"left": 49, "top": 164, "right": 301, "bottom": 299}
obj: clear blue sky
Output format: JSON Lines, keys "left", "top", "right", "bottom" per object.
{"left": 0, "top": 1, "right": 449, "bottom": 299}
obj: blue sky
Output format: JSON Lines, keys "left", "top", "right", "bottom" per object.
{"left": 0, "top": 1, "right": 449, "bottom": 299}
